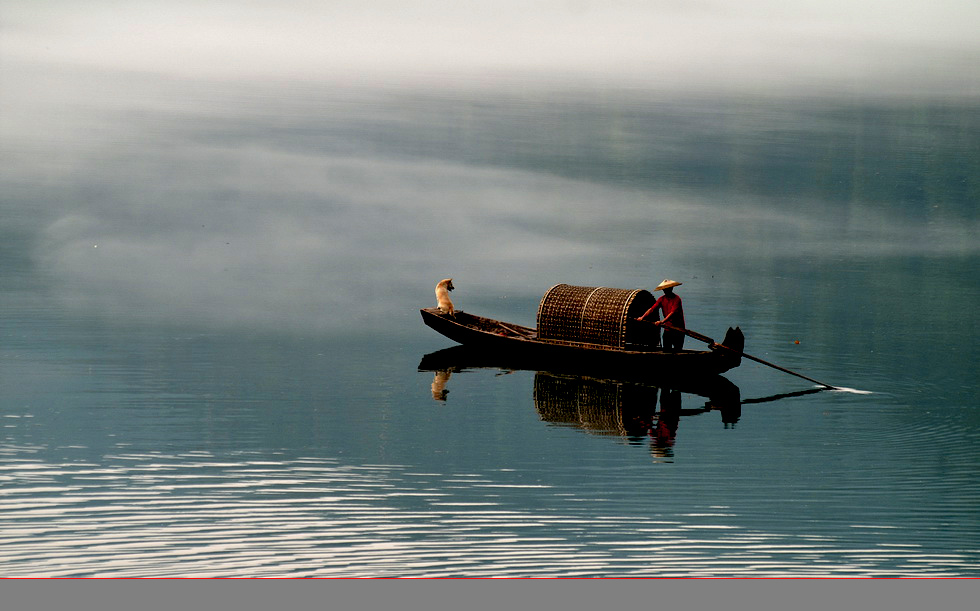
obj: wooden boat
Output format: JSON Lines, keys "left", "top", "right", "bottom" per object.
{"left": 420, "top": 308, "right": 743, "bottom": 376}
{"left": 420, "top": 283, "right": 744, "bottom": 378}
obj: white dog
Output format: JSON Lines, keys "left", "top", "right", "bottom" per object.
{"left": 435, "top": 278, "right": 455, "bottom": 316}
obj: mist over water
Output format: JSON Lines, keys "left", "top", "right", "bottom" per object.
{"left": 2, "top": 2, "right": 978, "bottom": 577}
{"left": 8, "top": 80, "right": 976, "bottom": 334}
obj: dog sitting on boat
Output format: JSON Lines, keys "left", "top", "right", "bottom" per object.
{"left": 435, "top": 278, "right": 455, "bottom": 316}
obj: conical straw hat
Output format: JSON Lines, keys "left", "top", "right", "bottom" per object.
{"left": 654, "top": 279, "right": 682, "bottom": 291}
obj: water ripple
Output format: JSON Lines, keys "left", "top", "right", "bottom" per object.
{"left": 1, "top": 452, "right": 977, "bottom": 577}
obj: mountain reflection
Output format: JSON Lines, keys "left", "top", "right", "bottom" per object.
{"left": 419, "top": 345, "right": 741, "bottom": 458}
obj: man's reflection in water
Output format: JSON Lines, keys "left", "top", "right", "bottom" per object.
{"left": 620, "top": 386, "right": 680, "bottom": 458}
{"left": 652, "top": 389, "right": 682, "bottom": 458}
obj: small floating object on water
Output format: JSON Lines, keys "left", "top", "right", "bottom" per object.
{"left": 794, "top": 340, "right": 800, "bottom": 344}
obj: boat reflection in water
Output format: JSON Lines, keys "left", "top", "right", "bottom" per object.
{"left": 532, "top": 373, "right": 740, "bottom": 458}
{"left": 419, "top": 345, "right": 742, "bottom": 458}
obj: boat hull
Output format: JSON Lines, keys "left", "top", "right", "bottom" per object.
{"left": 420, "top": 308, "right": 742, "bottom": 377}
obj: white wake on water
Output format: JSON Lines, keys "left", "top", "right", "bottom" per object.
{"left": 828, "top": 386, "right": 873, "bottom": 395}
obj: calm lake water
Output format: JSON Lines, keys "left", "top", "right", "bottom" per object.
{"left": 2, "top": 72, "right": 978, "bottom": 576}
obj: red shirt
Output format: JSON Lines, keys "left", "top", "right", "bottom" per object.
{"left": 642, "top": 293, "right": 684, "bottom": 329}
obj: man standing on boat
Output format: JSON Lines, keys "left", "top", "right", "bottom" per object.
{"left": 637, "top": 279, "right": 685, "bottom": 350}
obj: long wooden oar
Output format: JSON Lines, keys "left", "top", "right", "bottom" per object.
{"left": 644, "top": 320, "right": 836, "bottom": 389}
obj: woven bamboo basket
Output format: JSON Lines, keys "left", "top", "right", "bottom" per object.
{"left": 536, "top": 284, "right": 656, "bottom": 349}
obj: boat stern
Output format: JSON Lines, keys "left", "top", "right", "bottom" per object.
{"left": 718, "top": 327, "right": 744, "bottom": 370}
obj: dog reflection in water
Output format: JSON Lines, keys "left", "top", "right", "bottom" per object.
{"left": 431, "top": 370, "right": 452, "bottom": 401}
